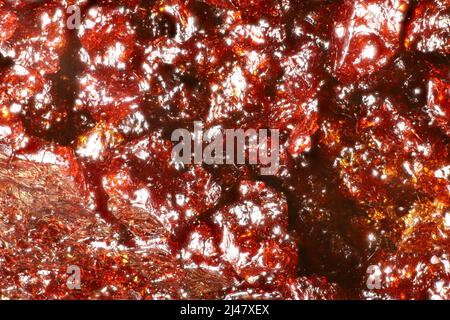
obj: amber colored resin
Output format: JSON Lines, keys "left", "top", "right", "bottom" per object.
{"left": 0, "top": 0, "right": 449, "bottom": 299}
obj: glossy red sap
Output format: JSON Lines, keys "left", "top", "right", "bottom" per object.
{"left": 0, "top": 0, "right": 449, "bottom": 299}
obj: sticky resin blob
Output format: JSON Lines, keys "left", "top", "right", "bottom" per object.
{"left": 0, "top": 0, "right": 449, "bottom": 300}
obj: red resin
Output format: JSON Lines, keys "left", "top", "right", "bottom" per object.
{"left": 0, "top": 0, "right": 449, "bottom": 300}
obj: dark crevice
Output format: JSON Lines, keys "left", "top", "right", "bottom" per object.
{"left": 398, "top": 0, "right": 418, "bottom": 51}
{"left": 0, "top": 54, "right": 14, "bottom": 71}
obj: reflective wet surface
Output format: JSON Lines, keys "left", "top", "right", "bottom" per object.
{"left": 0, "top": 0, "right": 449, "bottom": 299}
